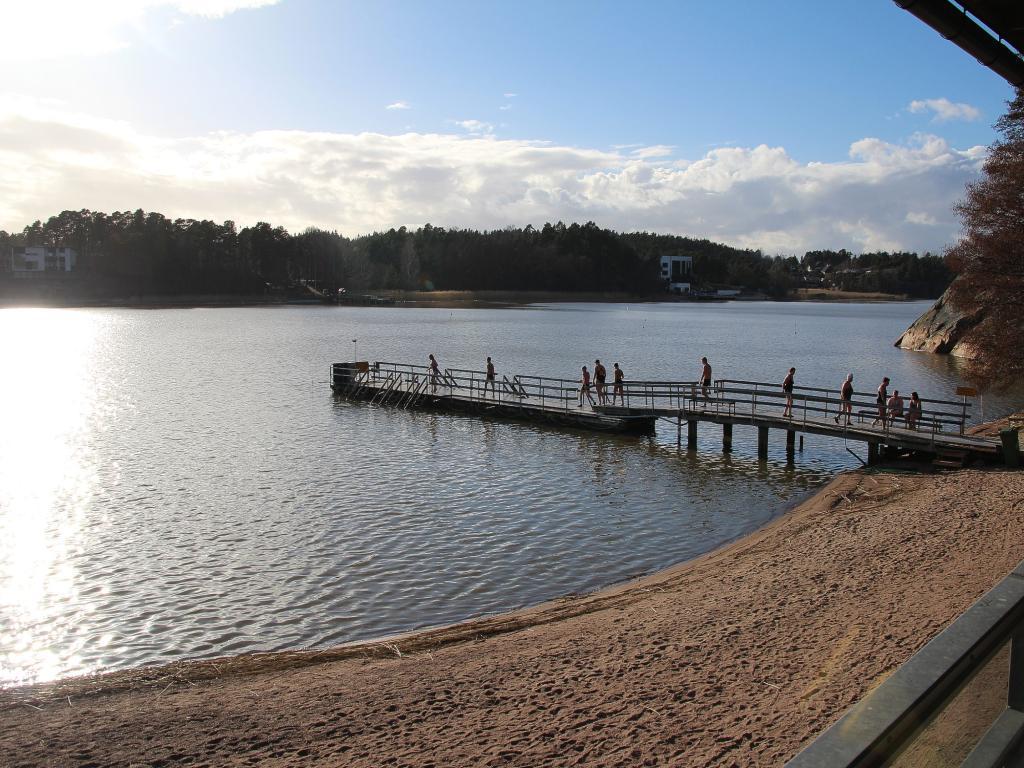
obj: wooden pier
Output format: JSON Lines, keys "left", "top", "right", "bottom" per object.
{"left": 331, "top": 362, "right": 1007, "bottom": 465}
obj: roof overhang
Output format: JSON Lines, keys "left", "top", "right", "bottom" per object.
{"left": 894, "top": 0, "right": 1024, "bottom": 86}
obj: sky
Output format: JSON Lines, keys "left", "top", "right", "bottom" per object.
{"left": 0, "top": 0, "right": 1016, "bottom": 254}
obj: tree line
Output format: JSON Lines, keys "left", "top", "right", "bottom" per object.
{"left": 0, "top": 210, "right": 950, "bottom": 299}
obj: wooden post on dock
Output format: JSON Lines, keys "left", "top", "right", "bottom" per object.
{"left": 757, "top": 426, "right": 769, "bottom": 460}
{"left": 687, "top": 420, "right": 697, "bottom": 450}
{"left": 867, "top": 442, "right": 880, "bottom": 465}
{"left": 723, "top": 423, "right": 733, "bottom": 453}
{"left": 677, "top": 415, "right": 681, "bottom": 447}
{"left": 786, "top": 429, "right": 795, "bottom": 459}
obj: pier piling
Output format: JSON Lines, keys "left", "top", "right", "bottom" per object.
{"left": 687, "top": 420, "right": 698, "bottom": 450}
{"left": 723, "top": 423, "right": 733, "bottom": 453}
{"left": 757, "top": 426, "right": 769, "bottom": 460}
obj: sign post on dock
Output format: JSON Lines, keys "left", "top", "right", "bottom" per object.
{"left": 956, "top": 386, "right": 978, "bottom": 426}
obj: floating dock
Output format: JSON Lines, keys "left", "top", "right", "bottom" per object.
{"left": 331, "top": 362, "right": 1009, "bottom": 465}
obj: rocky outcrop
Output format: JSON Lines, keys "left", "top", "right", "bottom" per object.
{"left": 894, "top": 286, "right": 985, "bottom": 357}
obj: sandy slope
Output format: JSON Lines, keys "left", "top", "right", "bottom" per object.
{"left": 2, "top": 467, "right": 1023, "bottom": 767}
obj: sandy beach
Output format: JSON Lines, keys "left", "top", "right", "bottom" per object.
{"left": 2, "top": 464, "right": 1022, "bottom": 767}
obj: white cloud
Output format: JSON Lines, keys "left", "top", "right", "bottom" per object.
{"left": 0, "top": 98, "right": 985, "bottom": 254}
{"left": 908, "top": 98, "right": 981, "bottom": 123}
{"left": 905, "top": 211, "right": 938, "bottom": 226}
{"left": 386, "top": 101, "right": 411, "bottom": 111}
{"left": 503, "top": 93, "right": 517, "bottom": 99}
{"left": 630, "top": 145, "right": 674, "bottom": 159}
{"left": 455, "top": 119, "right": 494, "bottom": 135}
{"left": 499, "top": 104, "right": 513, "bottom": 111}
{"left": 0, "top": 0, "right": 282, "bottom": 60}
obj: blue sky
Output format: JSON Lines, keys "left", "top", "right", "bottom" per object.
{"left": 0, "top": 0, "right": 1016, "bottom": 253}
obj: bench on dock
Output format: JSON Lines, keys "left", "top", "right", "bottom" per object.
{"left": 686, "top": 393, "right": 738, "bottom": 415}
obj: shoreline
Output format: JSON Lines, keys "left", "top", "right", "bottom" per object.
{"left": 0, "top": 287, "right": 924, "bottom": 310}
{"left": 0, "top": 473, "right": 845, "bottom": 702}
{"left": 3, "top": 462, "right": 1023, "bottom": 765}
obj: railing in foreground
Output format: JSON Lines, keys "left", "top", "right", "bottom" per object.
{"left": 786, "top": 560, "right": 1024, "bottom": 768}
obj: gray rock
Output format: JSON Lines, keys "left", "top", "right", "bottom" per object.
{"left": 894, "top": 285, "right": 985, "bottom": 356}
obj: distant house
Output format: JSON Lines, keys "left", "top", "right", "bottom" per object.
{"left": 660, "top": 254, "right": 693, "bottom": 294}
{"left": 10, "top": 246, "right": 77, "bottom": 277}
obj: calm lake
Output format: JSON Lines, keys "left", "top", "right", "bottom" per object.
{"left": 0, "top": 301, "right": 1016, "bottom": 686}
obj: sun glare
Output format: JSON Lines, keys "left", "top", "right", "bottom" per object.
{"left": 0, "top": 309, "right": 102, "bottom": 684}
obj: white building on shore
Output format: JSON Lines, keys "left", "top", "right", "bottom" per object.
{"left": 9, "top": 246, "right": 77, "bottom": 276}
{"left": 660, "top": 254, "right": 692, "bottom": 294}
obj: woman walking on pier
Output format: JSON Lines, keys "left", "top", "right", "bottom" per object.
{"left": 594, "top": 359, "right": 607, "bottom": 405}
{"left": 782, "top": 367, "right": 795, "bottom": 418}
{"left": 428, "top": 354, "right": 440, "bottom": 392}
{"left": 907, "top": 391, "right": 922, "bottom": 430}
{"left": 484, "top": 357, "right": 496, "bottom": 398}
{"left": 579, "top": 365, "right": 596, "bottom": 407}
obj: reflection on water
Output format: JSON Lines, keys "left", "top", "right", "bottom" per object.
{"left": 0, "top": 310, "right": 103, "bottom": 683}
{"left": 0, "top": 302, "right": 1019, "bottom": 687}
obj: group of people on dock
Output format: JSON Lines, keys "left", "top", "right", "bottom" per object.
{"left": 830, "top": 373, "right": 923, "bottom": 429}
{"left": 426, "top": 353, "right": 924, "bottom": 430}
{"left": 579, "top": 360, "right": 625, "bottom": 407}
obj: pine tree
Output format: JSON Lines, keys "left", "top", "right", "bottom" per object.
{"left": 945, "top": 89, "right": 1024, "bottom": 387}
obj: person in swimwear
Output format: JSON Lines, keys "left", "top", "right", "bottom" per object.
{"left": 428, "top": 354, "right": 440, "bottom": 392}
{"left": 579, "top": 365, "right": 596, "bottom": 407}
{"left": 835, "top": 373, "right": 854, "bottom": 425}
{"left": 612, "top": 362, "right": 625, "bottom": 406}
{"left": 484, "top": 356, "right": 496, "bottom": 398}
{"left": 782, "top": 367, "right": 795, "bottom": 418}
{"left": 593, "top": 359, "right": 607, "bottom": 405}
{"left": 700, "top": 356, "right": 712, "bottom": 400}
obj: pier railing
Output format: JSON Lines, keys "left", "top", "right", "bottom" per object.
{"left": 332, "top": 363, "right": 974, "bottom": 438}
{"left": 786, "top": 559, "right": 1024, "bottom": 768}
{"left": 714, "top": 379, "right": 971, "bottom": 437}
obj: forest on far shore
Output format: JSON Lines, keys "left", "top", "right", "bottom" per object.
{"left": 0, "top": 209, "right": 953, "bottom": 299}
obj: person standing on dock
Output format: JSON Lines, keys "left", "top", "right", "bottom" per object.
{"left": 612, "top": 362, "right": 625, "bottom": 405}
{"left": 835, "top": 373, "right": 854, "bottom": 425}
{"left": 872, "top": 377, "right": 890, "bottom": 427}
{"left": 782, "top": 367, "right": 795, "bottom": 417}
{"left": 428, "top": 354, "right": 440, "bottom": 392}
{"left": 484, "top": 356, "right": 496, "bottom": 398}
{"left": 579, "top": 365, "right": 596, "bottom": 407}
{"left": 700, "top": 357, "right": 712, "bottom": 400}
{"left": 594, "top": 359, "right": 607, "bottom": 405}
{"left": 907, "top": 391, "right": 922, "bottom": 430}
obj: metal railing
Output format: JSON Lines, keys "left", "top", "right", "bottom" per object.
{"left": 787, "top": 560, "right": 1024, "bottom": 768}
{"left": 714, "top": 379, "right": 971, "bottom": 438}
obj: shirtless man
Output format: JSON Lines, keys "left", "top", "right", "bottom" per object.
{"left": 700, "top": 357, "right": 712, "bottom": 400}
{"left": 872, "top": 376, "right": 890, "bottom": 427}
{"left": 887, "top": 390, "right": 904, "bottom": 427}
{"left": 612, "top": 362, "right": 625, "bottom": 406}
{"left": 834, "top": 373, "right": 854, "bottom": 425}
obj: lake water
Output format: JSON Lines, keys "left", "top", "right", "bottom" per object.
{"left": 0, "top": 301, "right": 1017, "bottom": 687}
